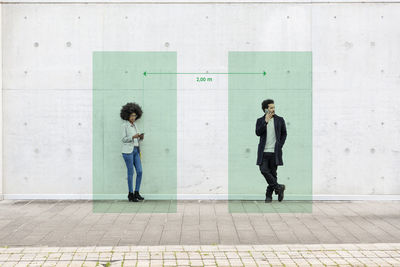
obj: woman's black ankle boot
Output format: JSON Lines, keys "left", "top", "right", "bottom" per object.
{"left": 134, "top": 191, "right": 144, "bottom": 201}
{"left": 128, "top": 192, "right": 138, "bottom": 202}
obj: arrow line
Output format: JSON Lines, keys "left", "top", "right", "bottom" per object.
{"left": 143, "top": 71, "right": 266, "bottom": 76}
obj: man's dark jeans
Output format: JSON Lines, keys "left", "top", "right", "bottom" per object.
{"left": 259, "top": 152, "right": 279, "bottom": 197}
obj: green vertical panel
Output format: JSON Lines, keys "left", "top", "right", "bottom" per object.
{"left": 228, "top": 52, "right": 312, "bottom": 213}
{"left": 93, "top": 52, "right": 177, "bottom": 213}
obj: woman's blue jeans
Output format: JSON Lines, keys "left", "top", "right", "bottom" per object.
{"left": 122, "top": 147, "right": 142, "bottom": 193}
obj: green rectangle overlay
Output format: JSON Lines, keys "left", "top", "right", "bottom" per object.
{"left": 228, "top": 52, "right": 313, "bottom": 213}
{"left": 93, "top": 52, "right": 177, "bottom": 213}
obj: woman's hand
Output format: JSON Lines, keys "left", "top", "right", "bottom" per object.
{"left": 139, "top": 133, "right": 144, "bottom": 140}
{"left": 132, "top": 133, "right": 141, "bottom": 139}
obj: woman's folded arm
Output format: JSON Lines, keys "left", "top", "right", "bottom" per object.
{"left": 121, "top": 124, "right": 133, "bottom": 143}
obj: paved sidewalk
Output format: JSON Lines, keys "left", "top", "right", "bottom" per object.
{"left": 1, "top": 243, "right": 400, "bottom": 266}
{"left": 0, "top": 200, "right": 399, "bottom": 247}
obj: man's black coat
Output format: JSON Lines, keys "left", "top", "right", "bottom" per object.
{"left": 255, "top": 114, "right": 287, "bottom": 166}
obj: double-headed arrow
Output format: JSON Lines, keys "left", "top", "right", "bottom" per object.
{"left": 143, "top": 71, "right": 266, "bottom": 76}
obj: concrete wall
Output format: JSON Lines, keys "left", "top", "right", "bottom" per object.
{"left": 2, "top": 0, "right": 400, "bottom": 200}
{"left": 0, "top": 3, "right": 3, "bottom": 200}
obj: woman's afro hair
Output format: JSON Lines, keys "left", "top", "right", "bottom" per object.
{"left": 120, "top": 102, "right": 143, "bottom": 121}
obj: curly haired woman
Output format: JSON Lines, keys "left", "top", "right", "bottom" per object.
{"left": 120, "top": 102, "right": 145, "bottom": 202}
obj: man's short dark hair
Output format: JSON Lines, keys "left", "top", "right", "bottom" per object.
{"left": 261, "top": 99, "right": 274, "bottom": 111}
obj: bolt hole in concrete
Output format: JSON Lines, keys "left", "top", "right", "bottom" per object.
{"left": 66, "top": 41, "right": 72, "bottom": 47}
{"left": 34, "top": 42, "right": 39, "bottom": 47}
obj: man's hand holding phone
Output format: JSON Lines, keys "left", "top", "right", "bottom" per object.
{"left": 265, "top": 110, "right": 273, "bottom": 123}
